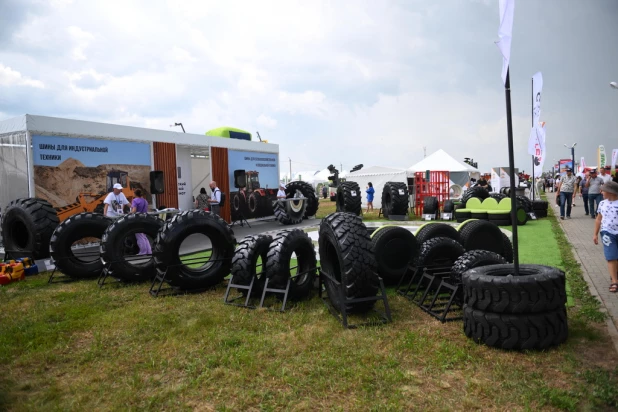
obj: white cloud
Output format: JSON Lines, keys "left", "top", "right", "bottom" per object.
{"left": 0, "top": 64, "right": 44, "bottom": 88}
{"left": 257, "top": 114, "right": 277, "bottom": 129}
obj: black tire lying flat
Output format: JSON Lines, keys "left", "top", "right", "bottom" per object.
{"left": 100, "top": 213, "right": 163, "bottom": 282}
{"left": 450, "top": 250, "right": 506, "bottom": 285}
{"left": 459, "top": 220, "right": 504, "bottom": 255}
{"left": 516, "top": 196, "right": 533, "bottom": 213}
{"left": 50, "top": 212, "right": 112, "bottom": 279}
{"left": 2, "top": 198, "right": 59, "bottom": 259}
{"left": 415, "top": 223, "right": 461, "bottom": 246}
{"left": 371, "top": 226, "right": 418, "bottom": 284}
{"left": 336, "top": 181, "right": 362, "bottom": 216}
{"left": 418, "top": 236, "right": 465, "bottom": 274}
{"left": 265, "top": 229, "right": 316, "bottom": 301}
{"left": 461, "top": 187, "right": 489, "bottom": 206}
{"left": 319, "top": 212, "right": 379, "bottom": 313}
{"left": 231, "top": 234, "right": 273, "bottom": 297}
{"left": 422, "top": 196, "right": 438, "bottom": 215}
{"left": 381, "top": 182, "right": 409, "bottom": 217}
{"left": 443, "top": 199, "right": 455, "bottom": 213}
{"left": 501, "top": 232, "right": 513, "bottom": 263}
{"left": 463, "top": 306, "right": 568, "bottom": 350}
{"left": 153, "top": 210, "right": 236, "bottom": 290}
{"left": 535, "top": 210, "right": 548, "bottom": 218}
{"left": 274, "top": 199, "right": 306, "bottom": 225}
{"left": 462, "top": 264, "right": 567, "bottom": 313}
{"left": 532, "top": 200, "right": 548, "bottom": 211}
{"left": 285, "top": 180, "right": 319, "bottom": 218}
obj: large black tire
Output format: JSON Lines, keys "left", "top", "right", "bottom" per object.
{"left": 371, "top": 226, "right": 418, "bottom": 284}
{"left": 489, "top": 193, "right": 507, "bottom": 201}
{"left": 231, "top": 234, "right": 272, "bottom": 297}
{"left": 415, "top": 223, "right": 461, "bottom": 246}
{"left": 418, "top": 236, "right": 465, "bottom": 274}
{"left": 532, "top": 200, "right": 548, "bottom": 211}
{"left": 443, "top": 199, "right": 455, "bottom": 213}
{"left": 285, "top": 181, "right": 319, "bottom": 218}
{"left": 50, "top": 212, "right": 112, "bottom": 279}
{"left": 461, "top": 187, "right": 489, "bottom": 206}
{"left": 535, "top": 209, "right": 548, "bottom": 218}
{"left": 516, "top": 196, "right": 533, "bottom": 213}
{"left": 2, "top": 198, "right": 59, "bottom": 259}
{"left": 462, "top": 264, "right": 567, "bottom": 313}
{"left": 422, "top": 196, "right": 438, "bottom": 215}
{"left": 153, "top": 210, "right": 236, "bottom": 290}
{"left": 319, "top": 212, "right": 379, "bottom": 313}
{"left": 336, "top": 181, "right": 362, "bottom": 216}
{"left": 459, "top": 220, "right": 504, "bottom": 255}
{"left": 463, "top": 306, "right": 568, "bottom": 350}
{"left": 382, "top": 182, "right": 409, "bottom": 217}
{"left": 273, "top": 199, "right": 306, "bottom": 225}
{"left": 265, "top": 229, "right": 316, "bottom": 301}
{"left": 501, "top": 232, "right": 513, "bottom": 263}
{"left": 100, "top": 213, "right": 163, "bottom": 282}
{"left": 450, "top": 250, "right": 506, "bottom": 285}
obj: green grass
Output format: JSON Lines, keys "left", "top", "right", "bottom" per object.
{"left": 1, "top": 211, "right": 617, "bottom": 410}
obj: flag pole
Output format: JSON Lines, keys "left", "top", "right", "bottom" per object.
{"left": 531, "top": 76, "right": 535, "bottom": 200}
{"left": 505, "top": 68, "right": 520, "bottom": 274}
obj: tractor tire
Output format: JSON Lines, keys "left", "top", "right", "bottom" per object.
{"left": 461, "top": 187, "right": 489, "bottom": 207}
{"left": 415, "top": 223, "right": 461, "bottom": 246}
{"left": 100, "top": 213, "right": 163, "bottom": 282}
{"left": 371, "top": 226, "right": 418, "bottom": 284}
{"left": 273, "top": 199, "right": 306, "bottom": 225}
{"left": 382, "top": 182, "right": 409, "bottom": 217}
{"left": 462, "top": 264, "right": 567, "bottom": 313}
{"left": 443, "top": 199, "right": 455, "bottom": 213}
{"left": 265, "top": 229, "right": 317, "bottom": 301}
{"left": 459, "top": 220, "right": 504, "bottom": 255}
{"left": 248, "top": 192, "right": 261, "bottom": 214}
{"left": 532, "top": 200, "right": 548, "bottom": 211}
{"left": 535, "top": 210, "right": 548, "bottom": 218}
{"left": 50, "top": 212, "right": 112, "bottom": 279}
{"left": 1, "top": 198, "right": 59, "bottom": 260}
{"left": 450, "top": 250, "right": 506, "bottom": 285}
{"left": 463, "top": 306, "right": 568, "bottom": 350}
{"left": 418, "top": 236, "right": 465, "bottom": 274}
{"left": 286, "top": 180, "right": 319, "bottom": 218}
{"left": 501, "top": 232, "right": 513, "bottom": 263}
{"left": 153, "top": 210, "right": 236, "bottom": 290}
{"left": 336, "top": 181, "right": 362, "bottom": 216}
{"left": 516, "top": 196, "right": 533, "bottom": 213}
{"left": 231, "top": 234, "right": 273, "bottom": 297}
{"left": 489, "top": 193, "right": 507, "bottom": 201}
{"left": 422, "top": 196, "right": 438, "bottom": 215}
{"left": 319, "top": 212, "right": 379, "bottom": 313}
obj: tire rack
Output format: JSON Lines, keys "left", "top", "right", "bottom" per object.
{"left": 396, "top": 263, "right": 463, "bottom": 323}
{"left": 47, "top": 252, "right": 102, "bottom": 284}
{"left": 97, "top": 254, "right": 158, "bottom": 288}
{"left": 413, "top": 171, "right": 450, "bottom": 217}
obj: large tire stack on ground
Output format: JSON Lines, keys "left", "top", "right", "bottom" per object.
{"left": 1, "top": 198, "right": 59, "bottom": 260}
{"left": 532, "top": 200, "right": 548, "bottom": 218}
{"left": 319, "top": 212, "right": 379, "bottom": 313}
{"left": 462, "top": 264, "right": 568, "bottom": 350}
{"left": 461, "top": 187, "right": 489, "bottom": 207}
{"left": 336, "top": 181, "right": 362, "bottom": 216}
{"left": 274, "top": 199, "right": 307, "bottom": 225}
{"left": 371, "top": 226, "right": 418, "bottom": 285}
{"left": 285, "top": 181, "right": 319, "bottom": 218}
{"left": 381, "top": 182, "right": 409, "bottom": 218}
{"left": 450, "top": 251, "right": 506, "bottom": 304}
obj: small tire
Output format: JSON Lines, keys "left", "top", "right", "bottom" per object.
{"left": 371, "top": 226, "right": 418, "bottom": 284}
{"left": 381, "top": 182, "right": 409, "bottom": 217}
{"left": 459, "top": 220, "right": 504, "bottom": 255}
{"left": 319, "top": 212, "right": 379, "bottom": 313}
{"left": 274, "top": 199, "right": 306, "bottom": 225}
{"left": 532, "top": 200, "right": 548, "bottom": 211}
{"left": 285, "top": 180, "right": 319, "bottom": 218}
{"left": 450, "top": 250, "right": 506, "bottom": 285}
{"left": 443, "top": 200, "right": 455, "bottom": 213}
{"left": 415, "top": 223, "right": 461, "bottom": 246}
{"left": 422, "top": 196, "right": 438, "bottom": 215}
{"left": 418, "top": 236, "right": 465, "bottom": 274}
{"left": 336, "top": 181, "right": 362, "bottom": 216}
{"left": 231, "top": 234, "right": 273, "bottom": 297}
{"left": 463, "top": 306, "right": 568, "bottom": 350}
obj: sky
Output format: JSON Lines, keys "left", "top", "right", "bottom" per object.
{"left": 1, "top": 0, "right": 617, "bottom": 175}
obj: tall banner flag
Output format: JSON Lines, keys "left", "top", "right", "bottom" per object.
{"left": 496, "top": 0, "right": 515, "bottom": 85}
{"left": 580, "top": 157, "right": 586, "bottom": 172}
{"left": 598, "top": 145, "right": 607, "bottom": 168}
{"left": 612, "top": 149, "right": 618, "bottom": 173}
{"left": 532, "top": 72, "right": 543, "bottom": 125}
{"left": 529, "top": 124, "right": 546, "bottom": 176}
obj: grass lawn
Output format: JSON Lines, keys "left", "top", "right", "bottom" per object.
{"left": 1, "top": 213, "right": 618, "bottom": 410}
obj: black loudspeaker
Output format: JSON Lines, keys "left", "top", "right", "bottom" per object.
{"left": 150, "top": 171, "right": 165, "bottom": 194}
{"left": 234, "top": 169, "right": 246, "bottom": 188}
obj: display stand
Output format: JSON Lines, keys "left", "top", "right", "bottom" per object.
{"left": 149, "top": 254, "right": 225, "bottom": 297}
{"left": 47, "top": 252, "right": 102, "bottom": 284}
{"left": 230, "top": 194, "right": 252, "bottom": 228}
{"left": 319, "top": 269, "right": 392, "bottom": 329}
{"left": 96, "top": 254, "right": 155, "bottom": 288}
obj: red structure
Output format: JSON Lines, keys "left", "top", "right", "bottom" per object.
{"left": 414, "top": 171, "right": 450, "bottom": 216}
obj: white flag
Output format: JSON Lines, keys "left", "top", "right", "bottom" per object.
{"left": 496, "top": 0, "right": 515, "bottom": 85}
{"left": 532, "top": 72, "right": 543, "bottom": 125}
{"left": 612, "top": 149, "right": 618, "bottom": 173}
{"left": 529, "top": 125, "right": 546, "bottom": 176}
{"left": 580, "top": 157, "right": 586, "bottom": 170}
{"left": 599, "top": 145, "right": 607, "bottom": 168}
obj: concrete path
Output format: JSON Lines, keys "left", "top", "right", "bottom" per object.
{"left": 554, "top": 197, "right": 618, "bottom": 352}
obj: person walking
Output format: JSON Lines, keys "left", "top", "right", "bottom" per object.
{"left": 556, "top": 167, "right": 576, "bottom": 220}
{"left": 572, "top": 176, "right": 582, "bottom": 206}
{"left": 194, "top": 187, "right": 210, "bottom": 210}
{"left": 580, "top": 172, "right": 590, "bottom": 216}
{"left": 130, "top": 189, "right": 152, "bottom": 255}
{"left": 208, "top": 181, "right": 222, "bottom": 216}
{"left": 103, "top": 183, "right": 130, "bottom": 218}
{"left": 586, "top": 169, "right": 604, "bottom": 219}
{"left": 600, "top": 166, "right": 612, "bottom": 185}
{"left": 365, "top": 182, "right": 375, "bottom": 213}
{"left": 592, "top": 181, "right": 618, "bottom": 293}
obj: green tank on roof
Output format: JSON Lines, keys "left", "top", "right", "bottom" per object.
{"left": 205, "top": 127, "right": 251, "bottom": 141}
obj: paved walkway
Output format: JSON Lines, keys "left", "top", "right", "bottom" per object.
{"left": 555, "top": 196, "right": 618, "bottom": 352}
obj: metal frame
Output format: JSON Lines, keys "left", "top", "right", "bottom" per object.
{"left": 414, "top": 171, "right": 450, "bottom": 216}
{"left": 148, "top": 253, "right": 227, "bottom": 297}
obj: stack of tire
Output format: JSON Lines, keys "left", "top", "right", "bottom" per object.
{"left": 382, "top": 182, "right": 409, "bottom": 218}
{"left": 462, "top": 264, "right": 568, "bottom": 350}
{"left": 336, "top": 181, "right": 362, "bottom": 216}
{"left": 532, "top": 200, "right": 548, "bottom": 218}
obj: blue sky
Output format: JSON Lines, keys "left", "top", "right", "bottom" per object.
{"left": 1, "top": 0, "right": 617, "bottom": 174}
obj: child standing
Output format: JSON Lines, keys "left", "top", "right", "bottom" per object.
{"left": 593, "top": 181, "right": 618, "bottom": 292}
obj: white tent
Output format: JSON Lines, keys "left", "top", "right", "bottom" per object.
{"left": 408, "top": 149, "right": 480, "bottom": 187}
{"left": 345, "top": 166, "right": 410, "bottom": 209}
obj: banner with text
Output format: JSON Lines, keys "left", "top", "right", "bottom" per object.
{"left": 612, "top": 149, "right": 618, "bottom": 173}
{"left": 598, "top": 145, "right": 606, "bottom": 168}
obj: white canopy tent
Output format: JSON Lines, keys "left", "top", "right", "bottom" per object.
{"left": 408, "top": 149, "right": 480, "bottom": 188}
{"left": 345, "top": 166, "right": 410, "bottom": 209}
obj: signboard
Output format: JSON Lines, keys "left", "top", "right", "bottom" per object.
{"left": 176, "top": 146, "right": 193, "bottom": 211}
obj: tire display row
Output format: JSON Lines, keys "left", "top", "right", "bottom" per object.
{"left": 334, "top": 180, "right": 410, "bottom": 218}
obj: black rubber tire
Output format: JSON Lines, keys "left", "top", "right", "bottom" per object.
{"left": 532, "top": 200, "right": 548, "bottom": 211}
{"left": 459, "top": 220, "right": 504, "bottom": 255}
{"left": 2, "top": 198, "right": 59, "bottom": 260}
{"left": 418, "top": 236, "right": 465, "bottom": 274}
{"left": 231, "top": 234, "right": 273, "bottom": 297}
{"left": 415, "top": 223, "right": 461, "bottom": 246}
{"left": 371, "top": 226, "right": 418, "bottom": 284}
{"left": 248, "top": 192, "right": 261, "bottom": 214}
{"left": 100, "top": 213, "right": 163, "bottom": 282}
{"left": 273, "top": 199, "right": 306, "bottom": 225}
{"left": 50, "top": 212, "right": 112, "bottom": 279}
{"left": 381, "top": 182, "right": 409, "bottom": 217}
{"left": 265, "top": 229, "right": 316, "bottom": 301}
{"left": 535, "top": 210, "right": 548, "bottom": 218}
{"left": 489, "top": 193, "right": 507, "bottom": 201}
{"left": 516, "top": 196, "right": 533, "bottom": 213}
{"left": 470, "top": 212, "right": 488, "bottom": 220}
{"left": 443, "top": 199, "right": 455, "bottom": 213}
{"left": 462, "top": 264, "right": 567, "bottom": 313}
{"left": 488, "top": 213, "right": 509, "bottom": 221}
{"left": 422, "top": 196, "right": 438, "bottom": 214}
{"left": 153, "top": 210, "right": 236, "bottom": 289}
{"left": 336, "top": 181, "right": 362, "bottom": 216}
{"left": 501, "top": 232, "right": 513, "bottom": 263}
{"left": 319, "top": 212, "right": 379, "bottom": 313}
{"left": 463, "top": 306, "right": 568, "bottom": 350}
{"left": 451, "top": 250, "right": 506, "bottom": 285}
{"left": 461, "top": 187, "right": 489, "bottom": 206}
{"left": 285, "top": 180, "right": 319, "bottom": 218}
